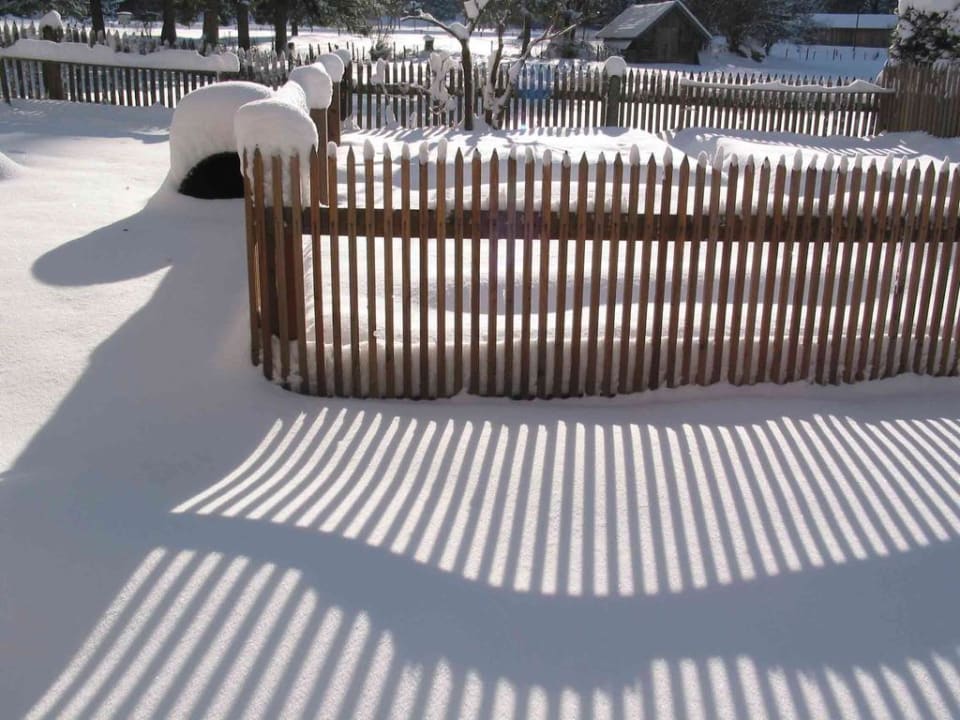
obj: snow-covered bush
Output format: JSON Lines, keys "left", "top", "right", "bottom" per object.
{"left": 891, "top": 3, "right": 960, "bottom": 63}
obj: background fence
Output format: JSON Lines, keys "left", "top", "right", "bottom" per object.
{"left": 3, "top": 17, "right": 959, "bottom": 140}
{"left": 244, "top": 145, "right": 960, "bottom": 399}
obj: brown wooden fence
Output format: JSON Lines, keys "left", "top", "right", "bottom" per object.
{"left": 244, "top": 145, "right": 960, "bottom": 399}
{"left": 0, "top": 55, "right": 220, "bottom": 106}
{"left": 878, "top": 62, "right": 960, "bottom": 137}
{"left": 344, "top": 62, "right": 886, "bottom": 135}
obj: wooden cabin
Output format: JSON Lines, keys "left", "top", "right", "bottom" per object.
{"left": 596, "top": 1, "right": 713, "bottom": 65}
{"left": 806, "top": 13, "right": 896, "bottom": 48}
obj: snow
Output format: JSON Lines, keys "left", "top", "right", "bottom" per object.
{"left": 898, "top": 0, "right": 959, "bottom": 13}
{"left": 37, "top": 10, "right": 64, "bottom": 33}
{"left": 3, "top": 99, "right": 960, "bottom": 720}
{"left": 234, "top": 82, "right": 317, "bottom": 203}
{"left": 0, "top": 38, "right": 240, "bottom": 72}
{"left": 317, "top": 52, "right": 345, "bottom": 82}
{"left": 0, "top": 149, "right": 24, "bottom": 179}
{"left": 604, "top": 55, "right": 628, "bottom": 78}
{"left": 449, "top": 22, "right": 471, "bottom": 41}
{"left": 678, "top": 78, "right": 891, "bottom": 94}
{"left": 167, "top": 81, "right": 273, "bottom": 190}
{"left": 333, "top": 47, "right": 353, "bottom": 68}
{"left": 288, "top": 64, "right": 333, "bottom": 110}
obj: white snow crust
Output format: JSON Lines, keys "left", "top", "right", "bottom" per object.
{"left": 3, "top": 95, "right": 960, "bottom": 720}
{"left": 167, "top": 81, "right": 273, "bottom": 189}
{"left": 0, "top": 38, "right": 240, "bottom": 72}
{"left": 37, "top": 11, "right": 64, "bottom": 33}
{"left": 288, "top": 64, "right": 333, "bottom": 110}
{"left": 317, "top": 53, "right": 345, "bottom": 82}
{"left": 235, "top": 82, "right": 317, "bottom": 203}
{"left": 603, "top": 55, "right": 628, "bottom": 77}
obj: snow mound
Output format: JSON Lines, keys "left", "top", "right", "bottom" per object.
{"left": 333, "top": 48, "right": 353, "bottom": 68}
{"left": 38, "top": 10, "right": 64, "bottom": 33}
{"left": 167, "top": 81, "right": 274, "bottom": 190}
{"left": 289, "top": 64, "right": 333, "bottom": 110}
{"left": 603, "top": 55, "right": 627, "bottom": 77}
{"left": 0, "top": 150, "right": 23, "bottom": 180}
{"left": 235, "top": 82, "right": 317, "bottom": 204}
{"left": 318, "top": 53, "right": 345, "bottom": 82}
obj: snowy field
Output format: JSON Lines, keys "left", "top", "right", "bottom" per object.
{"left": 2, "top": 99, "right": 960, "bottom": 719}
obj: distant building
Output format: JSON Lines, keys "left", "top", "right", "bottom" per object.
{"left": 807, "top": 13, "right": 897, "bottom": 47}
{"left": 596, "top": 1, "right": 713, "bottom": 65}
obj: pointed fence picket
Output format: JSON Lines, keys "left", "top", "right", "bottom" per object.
{"left": 243, "top": 143, "right": 960, "bottom": 399}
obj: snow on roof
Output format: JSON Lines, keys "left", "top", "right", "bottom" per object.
{"left": 596, "top": 1, "right": 713, "bottom": 42}
{"left": 810, "top": 13, "right": 897, "bottom": 30}
{"left": 0, "top": 39, "right": 240, "bottom": 73}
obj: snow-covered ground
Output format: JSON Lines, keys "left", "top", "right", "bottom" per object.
{"left": 2, "top": 99, "right": 960, "bottom": 719}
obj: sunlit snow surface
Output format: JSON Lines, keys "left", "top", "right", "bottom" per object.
{"left": 1, "top": 100, "right": 960, "bottom": 719}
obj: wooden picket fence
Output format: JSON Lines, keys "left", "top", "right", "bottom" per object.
{"left": 878, "top": 62, "right": 960, "bottom": 137}
{"left": 343, "top": 61, "right": 886, "bottom": 135}
{"left": 243, "top": 145, "right": 960, "bottom": 399}
{"left": 0, "top": 55, "right": 220, "bottom": 106}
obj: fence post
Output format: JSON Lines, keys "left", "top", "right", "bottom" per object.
{"left": 40, "top": 22, "right": 64, "bottom": 100}
{"left": 0, "top": 60, "right": 10, "bottom": 104}
{"left": 602, "top": 57, "right": 626, "bottom": 127}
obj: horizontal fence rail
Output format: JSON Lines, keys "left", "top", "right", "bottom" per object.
{"left": 244, "top": 145, "right": 960, "bottom": 399}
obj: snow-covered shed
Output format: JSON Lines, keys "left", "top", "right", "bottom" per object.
{"left": 807, "top": 13, "right": 897, "bottom": 48}
{"left": 596, "top": 1, "right": 712, "bottom": 64}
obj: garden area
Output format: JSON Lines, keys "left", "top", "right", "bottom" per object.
{"left": 2, "top": 2, "right": 960, "bottom": 717}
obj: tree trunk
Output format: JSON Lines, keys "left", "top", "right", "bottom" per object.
{"left": 90, "top": 0, "right": 105, "bottom": 35}
{"left": 461, "top": 41, "right": 473, "bottom": 130}
{"left": 520, "top": 15, "right": 531, "bottom": 56}
{"left": 291, "top": 17, "right": 299, "bottom": 36}
{"left": 161, "top": 0, "right": 177, "bottom": 46}
{"left": 273, "top": 0, "right": 289, "bottom": 54}
{"left": 202, "top": 0, "right": 220, "bottom": 49}
{"left": 237, "top": 2, "right": 250, "bottom": 50}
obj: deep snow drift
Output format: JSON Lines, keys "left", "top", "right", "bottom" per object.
{"left": 1, "top": 99, "right": 960, "bottom": 720}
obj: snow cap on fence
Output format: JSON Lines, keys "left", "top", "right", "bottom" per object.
{"left": 402, "top": 143, "right": 411, "bottom": 161}
{"left": 437, "top": 137, "right": 448, "bottom": 161}
{"left": 525, "top": 146, "right": 534, "bottom": 165}
{"left": 794, "top": 149, "right": 804, "bottom": 171}
{"left": 38, "top": 10, "right": 64, "bottom": 33}
{"left": 235, "top": 82, "right": 317, "bottom": 204}
{"left": 697, "top": 151, "right": 709, "bottom": 169}
{"left": 419, "top": 143, "right": 429, "bottom": 164}
{"left": 318, "top": 53, "right": 345, "bottom": 82}
{"left": 0, "top": 38, "right": 241, "bottom": 72}
{"left": 884, "top": 155, "right": 895, "bottom": 174}
{"left": 363, "top": 139, "right": 375, "bottom": 161}
{"left": 629, "top": 145, "right": 640, "bottom": 166}
{"left": 289, "top": 63, "right": 333, "bottom": 110}
{"left": 543, "top": 148, "right": 553, "bottom": 166}
{"left": 167, "top": 80, "right": 273, "bottom": 190}
{"left": 562, "top": 151, "right": 571, "bottom": 168}
{"left": 327, "top": 140, "right": 338, "bottom": 158}
{"left": 333, "top": 47, "right": 352, "bottom": 68}
{"left": 663, "top": 147, "right": 673, "bottom": 167}
{"left": 823, "top": 154, "right": 834, "bottom": 173}
{"left": 603, "top": 55, "right": 627, "bottom": 78}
